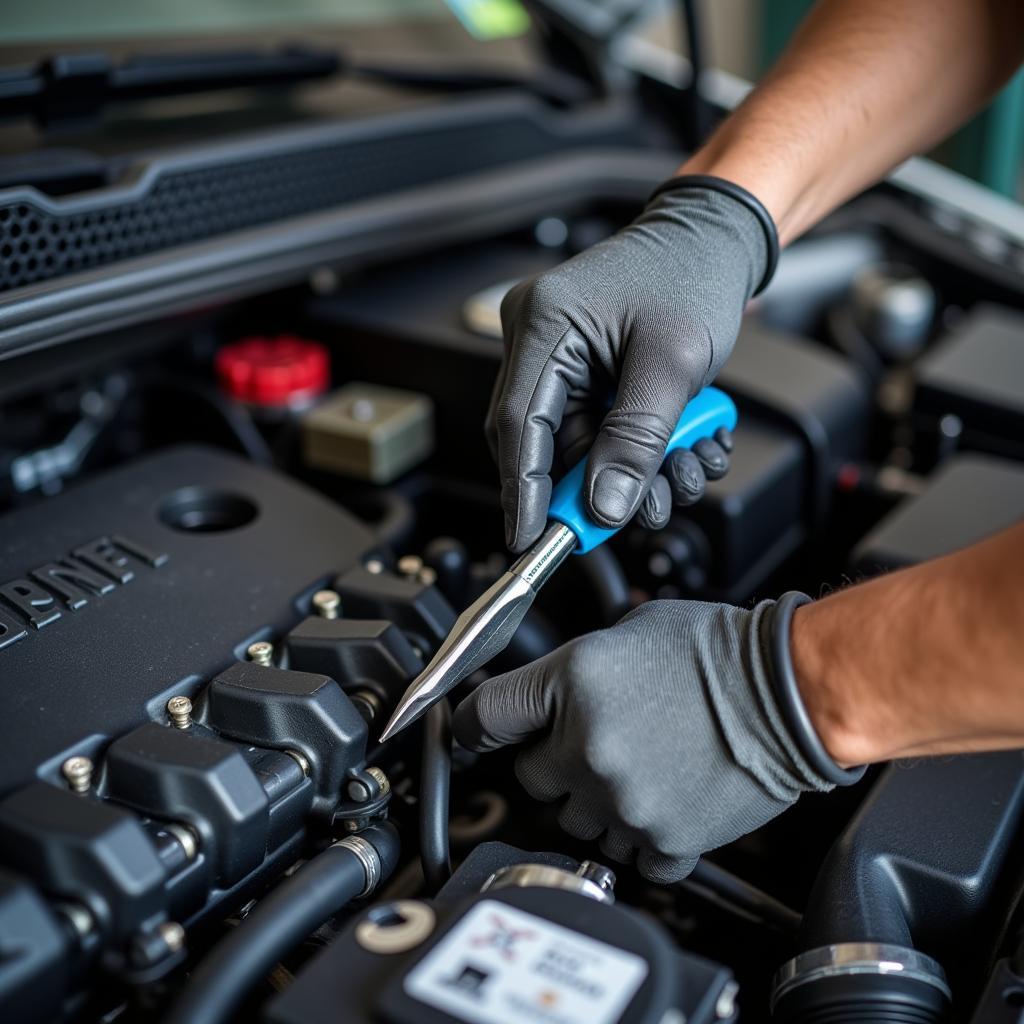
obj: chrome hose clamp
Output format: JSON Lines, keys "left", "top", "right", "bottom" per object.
{"left": 482, "top": 861, "right": 616, "bottom": 905}
{"left": 772, "top": 942, "right": 951, "bottom": 1012}
{"left": 334, "top": 834, "right": 382, "bottom": 898}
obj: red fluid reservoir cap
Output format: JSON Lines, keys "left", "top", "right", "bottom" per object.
{"left": 216, "top": 336, "right": 330, "bottom": 406}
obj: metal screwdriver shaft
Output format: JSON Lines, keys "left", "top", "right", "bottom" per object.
{"left": 378, "top": 523, "right": 576, "bottom": 742}
{"left": 377, "top": 387, "right": 738, "bottom": 744}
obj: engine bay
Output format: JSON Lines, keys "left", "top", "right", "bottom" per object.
{"left": 2, "top": 39, "right": 1024, "bottom": 1024}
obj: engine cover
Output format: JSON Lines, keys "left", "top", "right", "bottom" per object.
{"left": 0, "top": 445, "right": 375, "bottom": 798}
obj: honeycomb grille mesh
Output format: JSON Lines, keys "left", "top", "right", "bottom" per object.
{"left": 0, "top": 118, "right": 552, "bottom": 293}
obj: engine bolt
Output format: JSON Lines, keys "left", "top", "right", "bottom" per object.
{"left": 61, "top": 756, "right": 93, "bottom": 793}
{"left": 247, "top": 641, "right": 274, "bottom": 666}
{"left": 350, "top": 689, "right": 382, "bottom": 723}
{"left": 366, "top": 766, "right": 391, "bottom": 797}
{"left": 397, "top": 555, "right": 423, "bottom": 578}
{"left": 166, "top": 823, "right": 199, "bottom": 861}
{"left": 57, "top": 902, "right": 95, "bottom": 941}
{"left": 312, "top": 589, "right": 341, "bottom": 619}
{"left": 715, "top": 980, "right": 740, "bottom": 1019}
{"left": 417, "top": 566, "right": 438, "bottom": 586}
{"left": 364, "top": 558, "right": 385, "bottom": 575}
{"left": 166, "top": 695, "right": 193, "bottom": 729}
{"left": 285, "top": 749, "right": 311, "bottom": 777}
{"left": 158, "top": 921, "right": 186, "bottom": 955}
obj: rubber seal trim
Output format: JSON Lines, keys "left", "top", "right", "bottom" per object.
{"left": 768, "top": 591, "right": 867, "bottom": 787}
{"left": 649, "top": 173, "right": 780, "bottom": 295}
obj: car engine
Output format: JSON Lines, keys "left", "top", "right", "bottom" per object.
{"left": 2, "top": 13, "right": 1024, "bottom": 1024}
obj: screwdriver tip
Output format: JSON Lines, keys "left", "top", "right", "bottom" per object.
{"left": 378, "top": 691, "right": 430, "bottom": 744}
{"left": 377, "top": 718, "right": 400, "bottom": 744}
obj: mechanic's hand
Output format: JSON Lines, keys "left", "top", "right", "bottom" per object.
{"left": 452, "top": 599, "right": 834, "bottom": 882}
{"left": 488, "top": 180, "right": 772, "bottom": 552}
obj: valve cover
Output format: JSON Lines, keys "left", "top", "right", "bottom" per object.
{"left": 0, "top": 445, "right": 375, "bottom": 798}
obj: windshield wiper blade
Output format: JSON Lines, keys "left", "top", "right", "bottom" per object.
{"left": 0, "top": 46, "right": 342, "bottom": 128}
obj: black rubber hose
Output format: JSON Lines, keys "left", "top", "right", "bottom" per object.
{"left": 420, "top": 699, "right": 453, "bottom": 894}
{"left": 164, "top": 823, "right": 399, "bottom": 1024}
{"left": 143, "top": 375, "right": 274, "bottom": 466}
{"left": 679, "top": 858, "right": 802, "bottom": 934}
{"left": 577, "top": 544, "right": 632, "bottom": 625}
{"left": 343, "top": 487, "right": 417, "bottom": 551}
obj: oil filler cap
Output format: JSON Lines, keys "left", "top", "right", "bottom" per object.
{"left": 216, "top": 335, "right": 329, "bottom": 407}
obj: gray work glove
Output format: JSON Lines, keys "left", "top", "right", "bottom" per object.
{"left": 452, "top": 599, "right": 836, "bottom": 882}
{"left": 488, "top": 179, "right": 774, "bottom": 552}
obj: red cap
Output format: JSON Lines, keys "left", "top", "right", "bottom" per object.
{"left": 216, "top": 336, "right": 330, "bottom": 407}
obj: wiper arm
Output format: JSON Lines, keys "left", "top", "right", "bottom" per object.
{"left": 0, "top": 46, "right": 342, "bottom": 128}
{"left": 0, "top": 41, "right": 596, "bottom": 134}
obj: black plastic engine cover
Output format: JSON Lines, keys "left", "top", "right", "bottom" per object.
{"left": 0, "top": 445, "right": 375, "bottom": 798}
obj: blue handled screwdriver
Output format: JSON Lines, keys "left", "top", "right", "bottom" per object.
{"left": 378, "top": 386, "right": 738, "bottom": 742}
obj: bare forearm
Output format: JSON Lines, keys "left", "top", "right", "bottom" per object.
{"left": 792, "top": 522, "right": 1024, "bottom": 767}
{"left": 680, "top": 0, "right": 1024, "bottom": 244}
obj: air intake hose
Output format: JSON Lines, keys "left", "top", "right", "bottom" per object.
{"left": 772, "top": 753, "right": 1024, "bottom": 1023}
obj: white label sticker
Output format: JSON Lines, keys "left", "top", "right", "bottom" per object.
{"left": 403, "top": 899, "right": 649, "bottom": 1024}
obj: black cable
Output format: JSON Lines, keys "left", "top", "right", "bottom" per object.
{"left": 371, "top": 489, "right": 417, "bottom": 552}
{"left": 164, "top": 823, "right": 399, "bottom": 1024}
{"left": 143, "top": 374, "right": 274, "bottom": 466}
{"left": 213, "top": 392, "right": 275, "bottom": 466}
{"left": 680, "top": 0, "right": 712, "bottom": 146}
{"left": 419, "top": 699, "right": 453, "bottom": 894}
{"left": 578, "top": 544, "right": 632, "bottom": 625}
{"left": 340, "top": 486, "right": 417, "bottom": 551}
{"left": 678, "top": 858, "right": 802, "bottom": 934}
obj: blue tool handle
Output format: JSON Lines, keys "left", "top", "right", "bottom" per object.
{"left": 548, "top": 386, "right": 738, "bottom": 555}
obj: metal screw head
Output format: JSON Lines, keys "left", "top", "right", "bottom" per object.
{"left": 166, "top": 695, "right": 193, "bottom": 729}
{"left": 364, "top": 558, "right": 385, "bottom": 575}
{"left": 417, "top": 566, "right": 438, "bottom": 587}
{"left": 61, "top": 756, "right": 93, "bottom": 793}
{"left": 312, "top": 589, "right": 341, "bottom": 619}
{"left": 309, "top": 266, "right": 340, "bottom": 294}
{"left": 166, "top": 823, "right": 199, "bottom": 861}
{"left": 158, "top": 921, "right": 186, "bottom": 955}
{"left": 247, "top": 641, "right": 274, "bottom": 666}
{"left": 365, "top": 766, "right": 391, "bottom": 797}
{"left": 397, "top": 554, "right": 423, "bottom": 578}
{"left": 350, "top": 689, "right": 382, "bottom": 723}
{"left": 350, "top": 398, "right": 377, "bottom": 423}
{"left": 715, "top": 980, "right": 739, "bottom": 1019}
{"left": 58, "top": 902, "right": 95, "bottom": 941}
{"left": 285, "top": 749, "right": 311, "bottom": 777}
